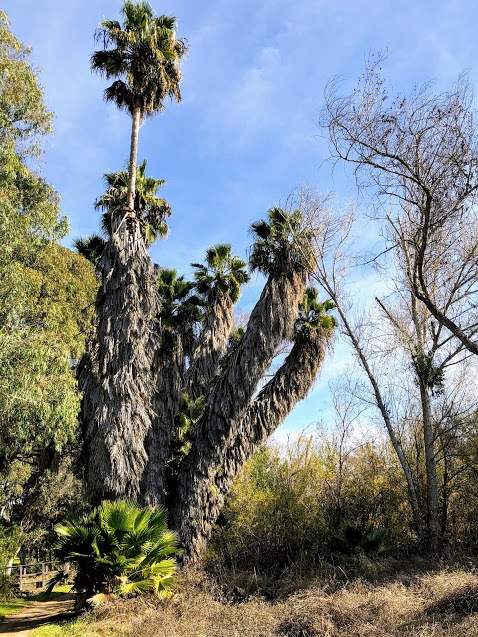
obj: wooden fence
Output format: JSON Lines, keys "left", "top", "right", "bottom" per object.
{"left": 3, "top": 561, "right": 71, "bottom": 592}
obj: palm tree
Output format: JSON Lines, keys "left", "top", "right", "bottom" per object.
{"left": 186, "top": 245, "right": 250, "bottom": 398}
{"left": 73, "top": 234, "right": 107, "bottom": 269}
{"left": 156, "top": 267, "right": 203, "bottom": 342}
{"left": 171, "top": 209, "right": 320, "bottom": 560}
{"left": 249, "top": 206, "right": 315, "bottom": 275}
{"left": 91, "top": 1, "right": 186, "bottom": 217}
{"left": 54, "top": 500, "right": 178, "bottom": 611}
{"left": 96, "top": 160, "right": 171, "bottom": 246}
{"left": 81, "top": 1, "right": 186, "bottom": 503}
{"left": 192, "top": 244, "right": 250, "bottom": 303}
{"left": 141, "top": 268, "right": 203, "bottom": 506}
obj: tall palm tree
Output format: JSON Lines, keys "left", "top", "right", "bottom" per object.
{"left": 171, "top": 209, "right": 317, "bottom": 559}
{"left": 81, "top": 2, "right": 186, "bottom": 503}
{"left": 187, "top": 245, "right": 250, "bottom": 398}
{"left": 91, "top": 1, "right": 186, "bottom": 217}
{"left": 95, "top": 160, "right": 171, "bottom": 245}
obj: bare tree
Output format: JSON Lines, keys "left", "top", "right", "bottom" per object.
{"left": 321, "top": 55, "right": 478, "bottom": 356}
{"left": 294, "top": 186, "right": 477, "bottom": 546}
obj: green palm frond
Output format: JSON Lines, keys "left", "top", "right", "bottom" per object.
{"left": 95, "top": 159, "right": 170, "bottom": 245}
{"left": 52, "top": 500, "right": 179, "bottom": 610}
{"left": 294, "top": 286, "right": 336, "bottom": 337}
{"left": 156, "top": 267, "right": 204, "bottom": 334}
{"left": 192, "top": 243, "right": 250, "bottom": 302}
{"left": 249, "top": 206, "right": 315, "bottom": 275}
{"left": 92, "top": 1, "right": 187, "bottom": 118}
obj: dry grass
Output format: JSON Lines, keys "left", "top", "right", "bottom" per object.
{"left": 69, "top": 563, "right": 478, "bottom": 637}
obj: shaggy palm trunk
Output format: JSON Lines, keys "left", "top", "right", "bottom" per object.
{"left": 186, "top": 294, "right": 234, "bottom": 399}
{"left": 141, "top": 330, "right": 185, "bottom": 505}
{"left": 126, "top": 105, "right": 141, "bottom": 211}
{"left": 178, "top": 328, "right": 328, "bottom": 562}
{"left": 170, "top": 265, "right": 307, "bottom": 561}
{"left": 79, "top": 216, "right": 159, "bottom": 501}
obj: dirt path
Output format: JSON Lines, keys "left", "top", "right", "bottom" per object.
{"left": 0, "top": 594, "right": 75, "bottom": 636}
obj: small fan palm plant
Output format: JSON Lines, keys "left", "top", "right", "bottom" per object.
{"left": 53, "top": 500, "right": 178, "bottom": 611}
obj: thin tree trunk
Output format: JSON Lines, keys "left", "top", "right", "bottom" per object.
{"left": 175, "top": 328, "right": 328, "bottom": 561}
{"left": 170, "top": 266, "right": 307, "bottom": 560}
{"left": 419, "top": 378, "right": 439, "bottom": 547}
{"left": 126, "top": 105, "right": 141, "bottom": 211}
{"left": 331, "top": 297, "right": 424, "bottom": 537}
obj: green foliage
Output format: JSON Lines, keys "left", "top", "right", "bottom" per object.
{"left": 412, "top": 350, "right": 445, "bottom": 395}
{"left": 192, "top": 244, "right": 250, "bottom": 303}
{"left": 208, "top": 435, "right": 409, "bottom": 577}
{"left": 172, "top": 393, "right": 206, "bottom": 459}
{"left": 95, "top": 159, "right": 171, "bottom": 245}
{"left": 91, "top": 1, "right": 187, "bottom": 118}
{"left": 73, "top": 234, "right": 107, "bottom": 269}
{"left": 0, "top": 11, "right": 52, "bottom": 157}
{"left": 295, "top": 287, "right": 336, "bottom": 337}
{"left": 53, "top": 500, "right": 179, "bottom": 610}
{"left": 209, "top": 440, "right": 328, "bottom": 575}
{"left": 0, "top": 15, "right": 97, "bottom": 557}
{"left": 249, "top": 207, "right": 315, "bottom": 275}
{"left": 337, "top": 522, "right": 389, "bottom": 556}
{"left": 0, "top": 521, "right": 21, "bottom": 572}
{"left": 156, "top": 267, "right": 203, "bottom": 336}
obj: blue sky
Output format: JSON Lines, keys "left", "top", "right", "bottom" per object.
{"left": 4, "top": 0, "right": 478, "bottom": 438}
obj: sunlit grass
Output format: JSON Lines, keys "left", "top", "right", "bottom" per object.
{"left": 0, "top": 598, "right": 30, "bottom": 620}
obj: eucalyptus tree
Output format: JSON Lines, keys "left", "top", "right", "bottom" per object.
{"left": 0, "top": 12, "right": 97, "bottom": 562}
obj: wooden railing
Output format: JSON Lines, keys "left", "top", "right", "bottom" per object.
{"left": 3, "top": 561, "right": 71, "bottom": 592}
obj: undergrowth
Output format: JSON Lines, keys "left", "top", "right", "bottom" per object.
{"left": 26, "top": 561, "right": 478, "bottom": 637}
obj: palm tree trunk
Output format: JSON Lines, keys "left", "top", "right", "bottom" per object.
{"left": 186, "top": 294, "right": 234, "bottom": 400}
{"left": 126, "top": 105, "right": 141, "bottom": 211}
{"left": 170, "top": 265, "right": 307, "bottom": 559}
{"left": 141, "top": 330, "right": 185, "bottom": 505}
{"left": 79, "top": 218, "right": 160, "bottom": 502}
{"left": 175, "top": 328, "right": 328, "bottom": 562}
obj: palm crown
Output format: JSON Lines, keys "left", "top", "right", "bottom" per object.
{"left": 249, "top": 207, "right": 315, "bottom": 275}
{"left": 73, "top": 234, "right": 107, "bottom": 268}
{"left": 295, "top": 287, "right": 336, "bottom": 337}
{"left": 191, "top": 244, "right": 250, "bottom": 303}
{"left": 156, "top": 267, "right": 204, "bottom": 334}
{"left": 95, "top": 160, "right": 171, "bottom": 246}
{"left": 91, "top": 2, "right": 186, "bottom": 119}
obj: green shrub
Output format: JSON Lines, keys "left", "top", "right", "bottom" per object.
{"left": 53, "top": 500, "right": 178, "bottom": 610}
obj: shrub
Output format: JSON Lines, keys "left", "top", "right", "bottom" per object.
{"left": 53, "top": 500, "right": 178, "bottom": 610}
